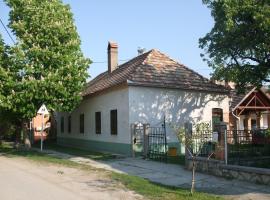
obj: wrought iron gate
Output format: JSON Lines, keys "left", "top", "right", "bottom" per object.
{"left": 132, "top": 122, "right": 167, "bottom": 161}
{"left": 147, "top": 126, "right": 167, "bottom": 161}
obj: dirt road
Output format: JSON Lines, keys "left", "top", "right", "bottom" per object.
{"left": 0, "top": 156, "right": 142, "bottom": 200}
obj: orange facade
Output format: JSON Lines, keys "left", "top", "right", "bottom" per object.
{"left": 31, "top": 114, "right": 51, "bottom": 141}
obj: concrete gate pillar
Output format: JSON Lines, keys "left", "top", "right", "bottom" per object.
{"left": 215, "top": 122, "right": 227, "bottom": 162}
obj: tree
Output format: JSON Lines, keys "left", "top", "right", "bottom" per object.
{"left": 4, "top": 0, "right": 91, "bottom": 121}
{"left": 199, "top": 0, "right": 270, "bottom": 92}
{"left": 174, "top": 122, "right": 221, "bottom": 194}
{"left": 0, "top": 34, "right": 18, "bottom": 143}
{"left": 0, "top": 34, "right": 12, "bottom": 110}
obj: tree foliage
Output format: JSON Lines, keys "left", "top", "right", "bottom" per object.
{"left": 200, "top": 0, "right": 270, "bottom": 92}
{"left": 3, "top": 0, "right": 91, "bottom": 120}
{"left": 0, "top": 34, "right": 13, "bottom": 110}
{"left": 0, "top": 35, "right": 7, "bottom": 107}
{"left": 0, "top": 37, "right": 17, "bottom": 139}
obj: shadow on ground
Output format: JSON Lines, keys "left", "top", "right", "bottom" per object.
{"left": 100, "top": 157, "right": 270, "bottom": 197}
{"left": 1, "top": 142, "right": 269, "bottom": 199}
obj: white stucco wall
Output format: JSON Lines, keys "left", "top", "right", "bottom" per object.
{"left": 57, "top": 87, "right": 130, "bottom": 144}
{"left": 128, "top": 86, "right": 230, "bottom": 143}
{"left": 57, "top": 85, "right": 230, "bottom": 149}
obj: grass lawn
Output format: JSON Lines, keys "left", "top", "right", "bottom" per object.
{"left": 33, "top": 141, "right": 117, "bottom": 160}
{"left": 0, "top": 142, "right": 223, "bottom": 200}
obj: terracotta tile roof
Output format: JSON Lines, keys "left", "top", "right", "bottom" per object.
{"left": 82, "top": 49, "right": 229, "bottom": 97}
{"left": 230, "top": 90, "right": 246, "bottom": 110}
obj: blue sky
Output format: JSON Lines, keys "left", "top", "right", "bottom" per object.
{"left": 0, "top": 0, "right": 214, "bottom": 79}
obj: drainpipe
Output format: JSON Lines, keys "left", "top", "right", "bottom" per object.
{"left": 231, "top": 110, "right": 240, "bottom": 130}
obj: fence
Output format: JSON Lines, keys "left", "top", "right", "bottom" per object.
{"left": 188, "top": 130, "right": 216, "bottom": 157}
{"left": 185, "top": 126, "right": 270, "bottom": 184}
{"left": 187, "top": 128, "right": 270, "bottom": 164}
{"left": 227, "top": 129, "right": 270, "bottom": 166}
{"left": 147, "top": 126, "right": 167, "bottom": 161}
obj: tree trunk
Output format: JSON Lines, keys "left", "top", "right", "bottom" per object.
{"left": 14, "top": 121, "right": 21, "bottom": 149}
{"left": 13, "top": 120, "right": 32, "bottom": 149}
{"left": 22, "top": 121, "right": 31, "bottom": 149}
{"left": 191, "top": 156, "right": 196, "bottom": 194}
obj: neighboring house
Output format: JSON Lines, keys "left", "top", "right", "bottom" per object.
{"left": 56, "top": 42, "right": 230, "bottom": 156}
{"left": 229, "top": 87, "right": 270, "bottom": 130}
{"left": 30, "top": 114, "right": 51, "bottom": 142}
{"left": 29, "top": 112, "right": 57, "bottom": 143}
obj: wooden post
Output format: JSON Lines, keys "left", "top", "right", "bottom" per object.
{"left": 268, "top": 113, "right": 270, "bottom": 129}
{"left": 256, "top": 112, "right": 261, "bottom": 129}
{"left": 247, "top": 114, "right": 252, "bottom": 130}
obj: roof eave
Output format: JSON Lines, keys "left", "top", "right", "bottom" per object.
{"left": 82, "top": 81, "right": 128, "bottom": 99}
{"left": 127, "top": 81, "right": 230, "bottom": 95}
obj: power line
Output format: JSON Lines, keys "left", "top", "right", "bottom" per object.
{"left": 0, "top": 17, "right": 15, "bottom": 44}
{"left": 92, "top": 60, "right": 212, "bottom": 71}
{"left": 0, "top": 17, "right": 213, "bottom": 72}
{"left": 92, "top": 59, "right": 129, "bottom": 64}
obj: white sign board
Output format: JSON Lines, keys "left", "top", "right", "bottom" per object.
{"left": 213, "top": 132, "right": 219, "bottom": 142}
{"left": 36, "top": 126, "right": 42, "bottom": 131}
{"left": 37, "top": 104, "right": 49, "bottom": 115}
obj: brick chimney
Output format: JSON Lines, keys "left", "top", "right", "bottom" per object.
{"left": 108, "top": 41, "right": 118, "bottom": 73}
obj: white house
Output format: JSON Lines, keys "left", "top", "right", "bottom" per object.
{"left": 56, "top": 42, "right": 230, "bottom": 156}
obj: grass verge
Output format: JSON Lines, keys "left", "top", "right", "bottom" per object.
{"left": 33, "top": 141, "right": 116, "bottom": 160}
{"left": 0, "top": 142, "right": 223, "bottom": 200}
{"left": 0, "top": 142, "right": 82, "bottom": 168}
{"left": 111, "top": 173, "right": 223, "bottom": 200}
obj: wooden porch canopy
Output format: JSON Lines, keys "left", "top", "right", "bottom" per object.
{"left": 232, "top": 88, "right": 270, "bottom": 117}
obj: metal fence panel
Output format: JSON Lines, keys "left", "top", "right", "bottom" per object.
{"left": 189, "top": 130, "right": 216, "bottom": 157}
{"left": 227, "top": 129, "right": 270, "bottom": 165}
